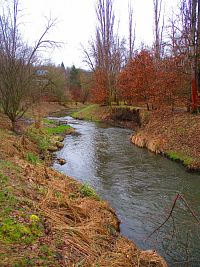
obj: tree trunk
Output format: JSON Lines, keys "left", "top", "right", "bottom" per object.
{"left": 11, "top": 120, "right": 16, "bottom": 132}
{"left": 197, "top": 0, "right": 200, "bottom": 99}
{"left": 191, "top": 0, "right": 198, "bottom": 112}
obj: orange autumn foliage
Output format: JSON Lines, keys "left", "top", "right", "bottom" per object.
{"left": 91, "top": 69, "right": 108, "bottom": 104}
{"left": 118, "top": 50, "right": 156, "bottom": 108}
{"left": 118, "top": 49, "right": 190, "bottom": 110}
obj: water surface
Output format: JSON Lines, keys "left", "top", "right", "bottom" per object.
{"left": 52, "top": 116, "right": 200, "bottom": 267}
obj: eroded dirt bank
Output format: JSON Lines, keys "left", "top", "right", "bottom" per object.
{"left": 131, "top": 109, "right": 200, "bottom": 171}
{"left": 0, "top": 103, "right": 167, "bottom": 266}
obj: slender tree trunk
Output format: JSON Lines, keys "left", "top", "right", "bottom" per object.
{"left": 197, "top": 0, "right": 200, "bottom": 94}
{"left": 191, "top": 0, "right": 198, "bottom": 112}
{"left": 128, "top": 4, "right": 135, "bottom": 60}
{"left": 153, "top": 0, "right": 164, "bottom": 59}
{"left": 11, "top": 120, "right": 16, "bottom": 132}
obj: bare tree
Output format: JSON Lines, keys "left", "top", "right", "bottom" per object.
{"left": 190, "top": 0, "right": 198, "bottom": 112}
{"left": 165, "top": 0, "right": 200, "bottom": 112}
{"left": 82, "top": 0, "right": 124, "bottom": 105}
{"left": 153, "top": 0, "right": 165, "bottom": 59}
{"left": 0, "top": 0, "right": 58, "bottom": 131}
{"left": 128, "top": 2, "right": 136, "bottom": 60}
{"left": 177, "top": 0, "right": 200, "bottom": 112}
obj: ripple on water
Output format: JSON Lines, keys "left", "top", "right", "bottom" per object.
{"left": 53, "top": 117, "right": 200, "bottom": 267}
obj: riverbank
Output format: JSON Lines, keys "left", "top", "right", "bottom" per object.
{"left": 71, "top": 104, "right": 140, "bottom": 129}
{"left": 132, "top": 109, "right": 200, "bottom": 172}
{"left": 73, "top": 104, "right": 200, "bottom": 171}
{"left": 0, "top": 102, "right": 167, "bottom": 266}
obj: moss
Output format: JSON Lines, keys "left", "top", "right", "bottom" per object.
{"left": 29, "top": 214, "right": 40, "bottom": 223}
{"left": 0, "top": 217, "right": 42, "bottom": 244}
{"left": 166, "top": 151, "right": 193, "bottom": 166}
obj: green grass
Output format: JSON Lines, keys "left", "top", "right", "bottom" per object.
{"left": 79, "top": 184, "right": 101, "bottom": 201}
{"left": 71, "top": 104, "right": 101, "bottom": 121}
{"left": 46, "top": 125, "right": 72, "bottom": 135}
{"left": 26, "top": 122, "right": 72, "bottom": 152}
{"left": 0, "top": 172, "right": 17, "bottom": 217}
{"left": 166, "top": 151, "right": 193, "bottom": 166}
{"left": 43, "top": 118, "right": 56, "bottom": 125}
{"left": 26, "top": 127, "right": 51, "bottom": 152}
{"left": 26, "top": 152, "right": 41, "bottom": 165}
{"left": 0, "top": 160, "right": 21, "bottom": 172}
{"left": 71, "top": 103, "right": 145, "bottom": 123}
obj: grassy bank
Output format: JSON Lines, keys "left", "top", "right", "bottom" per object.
{"left": 0, "top": 103, "right": 167, "bottom": 267}
{"left": 71, "top": 104, "right": 141, "bottom": 129}
{"left": 71, "top": 104, "right": 110, "bottom": 122}
{"left": 132, "top": 109, "right": 200, "bottom": 171}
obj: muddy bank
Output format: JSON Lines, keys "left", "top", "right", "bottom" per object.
{"left": 131, "top": 109, "right": 200, "bottom": 171}
{"left": 0, "top": 104, "right": 167, "bottom": 267}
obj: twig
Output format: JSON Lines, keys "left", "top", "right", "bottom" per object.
{"left": 179, "top": 194, "right": 200, "bottom": 224}
{"left": 145, "top": 193, "right": 200, "bottom": 241}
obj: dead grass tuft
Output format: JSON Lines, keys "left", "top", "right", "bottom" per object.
{"left": 0, "top": 107, "right": 167, "bottom": 266}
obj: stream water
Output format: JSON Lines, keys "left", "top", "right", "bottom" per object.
{"left": 52, "top": 116, "right": 200, "bottom": 267}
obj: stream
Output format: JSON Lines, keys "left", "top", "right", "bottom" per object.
{"left": 52, "top": 116, "right": 200, "bottom": 267}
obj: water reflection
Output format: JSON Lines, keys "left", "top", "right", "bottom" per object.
{"left": 53, "top": 116, "right": 200, "bottom": 267}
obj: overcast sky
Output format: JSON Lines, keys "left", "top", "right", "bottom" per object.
{"left": 20, "top": 0, "right": 178, "bottom": 69}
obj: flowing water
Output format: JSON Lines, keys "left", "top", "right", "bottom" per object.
{"left": 52, "top": 116, "right": 200, "bottom": 267}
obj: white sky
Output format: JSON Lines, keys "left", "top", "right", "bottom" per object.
{"left": 20, "top": 0, "right": 178, "bottom": 69}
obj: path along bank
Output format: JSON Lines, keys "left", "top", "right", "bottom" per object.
{"left": 0, "top": 102, "right": 167, "bottom": 267}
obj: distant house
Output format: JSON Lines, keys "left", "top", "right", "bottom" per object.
{"left": 34, "top": 69, "right": 49, "bottom": 87}
{"left": 35, "top": 69, "right": 48, "bottom": 76}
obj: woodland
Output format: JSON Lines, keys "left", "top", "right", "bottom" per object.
{"left": 0, "top": 0, "right": 200, "bottom": 131}
{"left": 0, "top": 0, "right": 200, "bottom": 266}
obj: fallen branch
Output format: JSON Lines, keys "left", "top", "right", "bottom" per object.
{"left": 145, "top": 193, "right": 200, "bottom": 241}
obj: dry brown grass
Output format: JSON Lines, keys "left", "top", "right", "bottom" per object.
{"left": 0, "top": 107, "right": 167, "bottom": 267}
{"left": 133, "top": 109, "right": 200, "bottom": 170}
{"left": 6, "top": 156, "right": 166, "bottom": 267}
